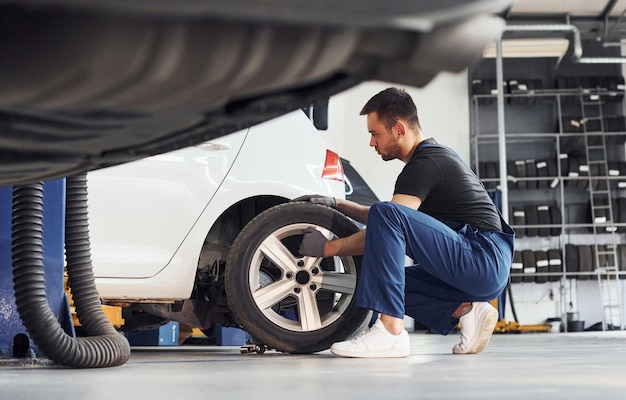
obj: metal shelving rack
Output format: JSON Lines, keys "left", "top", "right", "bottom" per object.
{"left": 470, "top": 87, "right": 626, "bottom": 331}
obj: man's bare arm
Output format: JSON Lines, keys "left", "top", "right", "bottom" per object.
{"left": 335, "top": 198, "right": 371, "bottom": 224}
{"left": 324, "top": 229, "right": 367, "bottom": 257}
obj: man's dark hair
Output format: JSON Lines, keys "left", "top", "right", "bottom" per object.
{"left": 359, "top": 87, "right": 421, "bottom": 132}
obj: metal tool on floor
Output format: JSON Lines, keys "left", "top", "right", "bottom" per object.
{"left": 240, "top": 344, "right": 269, "bottom": 354}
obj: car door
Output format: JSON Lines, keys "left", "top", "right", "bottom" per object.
{"left": 87, "top": 130, "right": 247, "bottom": 278}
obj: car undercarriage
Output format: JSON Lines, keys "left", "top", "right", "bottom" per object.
{"left": 0, "top": 0, "right": 511, "bottom": 186}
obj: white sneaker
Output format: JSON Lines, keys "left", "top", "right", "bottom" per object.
{"left": 330, "top": 319, "right": 410, "bottom": 358}
{"left": 453, "top": 302, "right": 498, "bottom": 355}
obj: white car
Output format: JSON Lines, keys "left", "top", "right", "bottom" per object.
{"left": 87, "top": 110, "right": 371, "bottom": 353}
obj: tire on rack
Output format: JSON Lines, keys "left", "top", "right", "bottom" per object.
{"left": 485, "top": 161, "right": 498, "bottom": 190}
{"left": 577, "top": 244, "right": 593, "bottom": 281}
{"left": 547, "top": 158, "right": 559, "bottom": 189}
{"left": 549, "top": 204, "right": 562, "bottom": 236}
{"left": 224, "top": 202, "right": 372, "bottom": 354}
{"left": 521, "top": 249, "right": 536, "bottom": 283}
{"left": 537, "top": 204, "right": 551, "bottom": 237}
{"left": 515, "top": 160, "right": 527, "bottom": 190}
{"left": 525, "top": 159, "right": 537, "bottom": 190}
{"left": 511, "top": 206, "right": 526, "bottom": 238}
{"left": 547, "top": 248, "right": 562, "bottom": 282}
{"left": 523, "top": 204, "right": 539, "bottom": 237}
{"left": 565, "top": 244, "right": 579, "bottom": 279}
{"left": 534, "top": 250, "right": 548, "bottom": 284}
{"left": 536, "top": 159, "right": 549, "bottom": 189}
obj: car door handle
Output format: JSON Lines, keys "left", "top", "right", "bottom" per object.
{"left": 195, "top": 142, "right": 231, "bottom": 151}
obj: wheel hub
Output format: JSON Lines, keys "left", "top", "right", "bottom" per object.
{"left": 295, "top": 270, "right": 310, "bottom": 285}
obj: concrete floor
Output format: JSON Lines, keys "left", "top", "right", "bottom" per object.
{"left": 1, "top": 331, "right": 626, "bottom": 400}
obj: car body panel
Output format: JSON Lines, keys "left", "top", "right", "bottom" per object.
{"left": 89, "top": 110, "right": 344, "bottom": 300}
{"left": 88, "top": 132, "right": 247, "bottom": 279}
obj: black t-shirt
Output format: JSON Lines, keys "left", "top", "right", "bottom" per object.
{"left": 394, "top": 138, "right": 502, "bottom": 232}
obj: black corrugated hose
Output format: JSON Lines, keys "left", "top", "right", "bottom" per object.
{"left": 11, "top": 173, "right": 130, "bottom": 368}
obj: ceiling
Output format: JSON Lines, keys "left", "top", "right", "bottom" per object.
{"left": 507, "top": 0, "right": 626, "bottom": 18}
{"left": 504, "top": 0, "right": 626, "bottom": 43}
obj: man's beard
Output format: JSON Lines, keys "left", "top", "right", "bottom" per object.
{"left": 379, "top": 142, "right": 402, "bottom": 161}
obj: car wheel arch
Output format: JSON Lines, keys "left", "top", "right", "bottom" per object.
{"left": 196, "top": 195, "right": 288, "bottom": 269}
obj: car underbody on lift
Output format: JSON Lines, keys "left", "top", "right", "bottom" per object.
{"left": 0, "top": 0, "right": 512, "bottom": 186}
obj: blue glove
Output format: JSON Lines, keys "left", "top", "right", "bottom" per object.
{"left": 298, "top": 227, "right": 328, "bottom": 257}
{"left": 292, "top": 194, "right": 336, "bottom": 208}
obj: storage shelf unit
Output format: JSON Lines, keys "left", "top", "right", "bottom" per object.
{"left": 470, "top": 76, "right": 626, "bottom": 331}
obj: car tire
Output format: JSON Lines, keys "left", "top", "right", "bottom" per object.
{"left": 225, "top": 202, "right": 372, "bottom": 354}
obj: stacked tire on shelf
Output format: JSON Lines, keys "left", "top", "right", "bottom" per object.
{"left": 562, "top": 243, "right": 626, "bottom": 281}
{"left": 471, "top": 77, "right": 544, "bottom": 106}
{"left": 556, "top": 155, "right": 626, "bottom": 190}
{"left": 557, "top": 75, "right": 626, "bottom": 155}
{"left": 510, "top": 204, "right": 562, "bottom": 238}
{"left": 511, "top": 245, "right": 626, "bottom": 283}
{"left": 555, "top": 75, "right": 625, "bottom": 104}
{"left": 476, "top": 158, "right": 561, "bottom": 191}
{"left": 511, "top": 248, "right": 563, "bottom": 284}
{"left": 509, "top": 203, "right": 562, "bottom": 283}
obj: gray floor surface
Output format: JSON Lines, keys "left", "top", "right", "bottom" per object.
{"left": 1, "top": 330, "right": 625, "bottom": 400}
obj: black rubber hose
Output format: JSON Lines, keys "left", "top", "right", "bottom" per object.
{"left": 12, "top": 175, "right": 130, "bottom": 368}
{"left": 506, "top": 282, "right": 519, "bottom": 323}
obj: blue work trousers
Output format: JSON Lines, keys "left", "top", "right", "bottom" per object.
{"left": 354, "top": 202, "right": 515, "bottom": 335}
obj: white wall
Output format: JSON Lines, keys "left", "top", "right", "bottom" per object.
{"left": 326, "top": 72, "right": 470, "bottom": 201}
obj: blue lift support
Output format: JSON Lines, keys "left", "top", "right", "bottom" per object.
{"left": 0, "top": 180, "right": 73, "bottom": 359}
